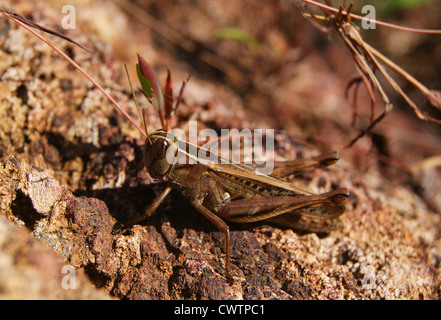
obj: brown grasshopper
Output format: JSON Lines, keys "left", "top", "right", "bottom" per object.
{"left": 1, "top": 9, "right": 349, "bottom": 280}
{"left": 296, "top": 0, "right": 441, "bottom": 147}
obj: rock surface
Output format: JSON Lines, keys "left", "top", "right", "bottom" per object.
{"left": 0, "top": 0, "right": 440, "bottom": 299}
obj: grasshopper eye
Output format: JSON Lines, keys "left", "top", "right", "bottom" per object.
{"left": 155, "top": 140, "right": 169, "bottom": 159}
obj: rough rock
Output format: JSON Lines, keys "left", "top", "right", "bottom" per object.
{"left": 0, "top": 0, "right": 440, "bottom": 299}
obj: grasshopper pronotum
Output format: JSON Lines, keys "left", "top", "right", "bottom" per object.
{"left": 296, "top": 0, "right": 441, "bottom": 146}
{"left": 1, "top": 9, "right": 348, "bottom": 280}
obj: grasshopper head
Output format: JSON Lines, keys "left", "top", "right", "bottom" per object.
{"left": 143, "top": 129, "right": 178, "bottom": 180}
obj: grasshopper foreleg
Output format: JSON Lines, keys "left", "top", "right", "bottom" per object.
{"left": 112, "top": 186, "right": 172, "bottom": 235}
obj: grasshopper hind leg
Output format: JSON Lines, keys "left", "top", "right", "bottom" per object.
{"left": 267, "top": 188, "right": 348, "bottom": 233}
{"left": 268, "top": 151, "right": 341, "bottom": 179}
{"left": 191, "top": 201, "right": 232, "bottom": 282}
{"left": 266, "top": 203, "right": 344, "bottom": 233}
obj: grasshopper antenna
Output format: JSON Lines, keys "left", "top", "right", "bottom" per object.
{"left": 124, "top": 64, "right": 151, "bottom": 143}
{"left": 0, "top": 9, "right": 148, "bottom": 139}
{"left": 0, "top": 9, "right": 88, "bottom": 50}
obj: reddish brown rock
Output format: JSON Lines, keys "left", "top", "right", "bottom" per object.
{"left": 0, "top": 0, "right": 440, "bottom": 300}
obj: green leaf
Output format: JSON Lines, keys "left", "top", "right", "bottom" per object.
{"left": 213, "top": 27, "right": 261, "bottom": 52}
{"left": 365, "top": 0, "right": 440, "bottom": 15}
{"left": 385, "top": 0, "right": 438, "bottom": 11}
{"left": 136, "top": 63, "right": 153, "bottom": 100}
{"left": 136, "top": 53, "right": 164, "bottom": 112}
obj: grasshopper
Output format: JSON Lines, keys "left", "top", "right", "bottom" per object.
{"left": 1, "top": 9, "right": 349, "bottom": 280}
{"left": 296, "top": 0, "right": 441, "bottom": 146}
